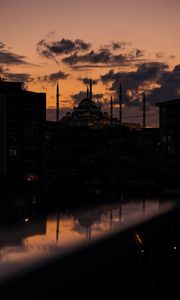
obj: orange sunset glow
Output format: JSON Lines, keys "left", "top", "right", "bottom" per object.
{"left": 1, "top": 1, "right": 180, "bottom": 295}
{"left": 1, "top": 0, "right": 180, "bottom": 126}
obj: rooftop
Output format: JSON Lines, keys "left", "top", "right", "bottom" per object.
{"left": 0, "top": 80, "right": 23, "bottom": 92}
{"left": 156, "top": 98, "right": 180, "bottom": 106}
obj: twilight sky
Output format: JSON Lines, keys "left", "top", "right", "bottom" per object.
{"left": 1, "top": 0, "right": 180, "bottom": 125}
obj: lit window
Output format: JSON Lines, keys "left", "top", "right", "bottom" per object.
{"left": 9, "top": 149, "right": 17, "bottom": 157}
{"left": 25, "top": 175, "right": 39, "bottom": 182}
{"left": 168, "top": 145, "right": 174, "bottom": 153}
{"left": 162, "top": 136, "right": 166, "bottom": 144}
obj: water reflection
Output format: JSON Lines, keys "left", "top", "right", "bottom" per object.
{"left": 0, "top": 197, "right": 163, "bottom": 272}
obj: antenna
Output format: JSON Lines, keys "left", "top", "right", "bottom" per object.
{"left": 143, "top": 92, "right": 146, "bottom": 128}
{"left": 87, "top": 86, "right": 89, "bottom": 98}
{"left": 89, "top": 79, "right": 92, "bottom": 100}
{"left": 110, "top": 96, "right": 113, "bottom": 125}
{"left": 56, "top": 82, "right": 60, "bottom": 122}
{"left": 119, "top": 82, "right": 122, "bottom": 124}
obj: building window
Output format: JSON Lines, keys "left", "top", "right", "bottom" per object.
{"left": 9, "top": 136, "right": 18, "bottom": 144}
{"left": 168, "top": 135, "right": 171, "bottom": 141}
{"left": 24, "top": 149, "right": 39, "bottom": 159}
{"left": 24, "top": 163, "right": 38, "bottom": 171}
{"left": 24, "top": 175, "right": 39, "bottom": 182}
{"left": 24, "top": 124, "right": 39, "bottom": 136}
{"left": 161, "top": 106, "right": 166, "bottom": 114}
{"left": 162, "top": 136, "right": 166, "bottom": 144}
{"left": 168, "top": 145, "right": 175, "bottom": 153}
{"left": 9, "top": 148, "right": 17, "bottom": 157}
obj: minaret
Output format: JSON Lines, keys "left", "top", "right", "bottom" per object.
{"left": 119, "top": 82, "right": 122, "bottom": 124}
{"left": 110, "top": 96, "right": 113, "bottom": 125}
{"left": 89, "top": 79, "right": 92, "bottom": 100}
{"left": 87, "top": 86, "right": 89, "bottom": 98}
{"left": 143, "top": 92, "right": 146, "bottom": 128}
{"left": 56, "top": 206, "right": 60, "bottom": 243}
{"left": 110, "top": 204, "right": 113, "bottom": 230}
{"left": 56, "top": 82, "right": 60, "bottom": 122}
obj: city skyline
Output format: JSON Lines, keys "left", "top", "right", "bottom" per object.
{"left": 1, "top": 2, "right": 180, "bottom": 291}
{"left": 1, "top": 0, "right": 180, "bottom": 126}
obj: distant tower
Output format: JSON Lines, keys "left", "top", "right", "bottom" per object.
{"left": 119, "top": 82, "right": 122, "bottom": 124}
{"left": 56, "top": 206, "right": 60, "bottom": 243}
{"left": 56, "top": 82, "right": 60, "bottom": 122}
{"left": 143, "top": 92, "right": 146, "bottom": 128}
{"left": 86, "top": 226, "right": 92, "bottom": 240}
{"left": 87, "top": 86, "right": 89, "bottom": 98}
{"left": 110, "top": 204, "right": 113, "bottom": 230}
{"left": 89, "top": 79, "right": 92, "bottom": 100}
{"left": 110, "top": 96, "right": 113, "bottom": 125}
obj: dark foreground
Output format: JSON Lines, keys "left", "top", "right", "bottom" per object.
{"left": 0, "top": 199, "right": 179, "bottom": 298}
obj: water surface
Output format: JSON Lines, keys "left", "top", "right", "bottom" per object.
{"left": 0, "top": 197, "right": 168, "bottom": 278}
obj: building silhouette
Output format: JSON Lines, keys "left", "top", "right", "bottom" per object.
{"left": 157, "top": 99, "right": 180, "bottom": 175}
{"left": 60, "top": 80, "right": 110, "bottom": 128}
{"left": 0, "top": 80, "right": 46, "bottom": 191}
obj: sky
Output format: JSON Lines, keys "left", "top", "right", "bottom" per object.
{"left": 1, "top": 0, "right": 180, "bottom": 125}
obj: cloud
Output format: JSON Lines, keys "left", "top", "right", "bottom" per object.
{"left": 0, "top": 65, "right": 33, "bottom": 82}
{"left": 0, "top": 42, "right": 5, "bottom": 49}
{"left": 169, "top": 55, "right": 176, "bottom": 59}
{"left": 93, "top": 93, "right": 104, "bottom": 100}
{"left": 134, "top": 49, "right": 145, "bottom": 58}
{"left": 101, "top": 69, "right": 116, "bottom": 83}
{"left": 37, "top": 36, "right": 147, "bottom": 69}
{"left": 71, "top": 91, "right": 104, "bottom": 105}
{"left": 78, "top": 77, "right": 99, "bottom": 85}
{"left": 62, "top": 47, "right": 146, "bottom": 67}
{"left": 101, "top": 62, "right": 168, "bottom": 85}
{"left": 100, "top": 41, "right": 130, "bottom": 51}
{"left": 156, "top": 52, "right": 166, "bottom": 59}
{"left": 62, "top": 47, "right": 134, "bottom": 67}
{"left": 101, "top": 62, "right": 169, "bottom": 108}
{"left": 156, "top": 52, "right": 175, "bottom": 60}
{"left": 4, "top": 73, "right": 33, "bottom": 82}
{"left": 70, "top": 64, "right": 117, "bottom": 70}
{"left": 38, "top": 70, "right": 69, "bottom": 82}
{"left": 148, "top": 64, "right": 180, "bottom": 103}
{"left": 0, "top": 66, "right": 6, "bottom": 74}
{"left": 37, "top": 38, "right": 91, "bottom": 59}
{"left": 101, "top": 63, "right": 180, "bottom": 108}
{"left": 63, "top": 49, "right": 111, "bottom": 65}
{"left": 111, "top": 41, "right": 130, "bottom": 50}
{"left": 71, "top": 91, "right": 87, "bottom": 103}
{"left": 125, "top": 62, "right": 168, "bottom": 83}
{"left": 0, "top": 42, "right": 28, "bottom": 65}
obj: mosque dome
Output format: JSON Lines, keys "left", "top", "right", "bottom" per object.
{"left": 78, "top": 97, "right": 98, "bottom": 109}
{"left": 60, "top": 79, "right": 110, "bottom": 127}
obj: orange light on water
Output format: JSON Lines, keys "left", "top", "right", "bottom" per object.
{"left": 135, "top": 233, "right": 143, "bottom": 245}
